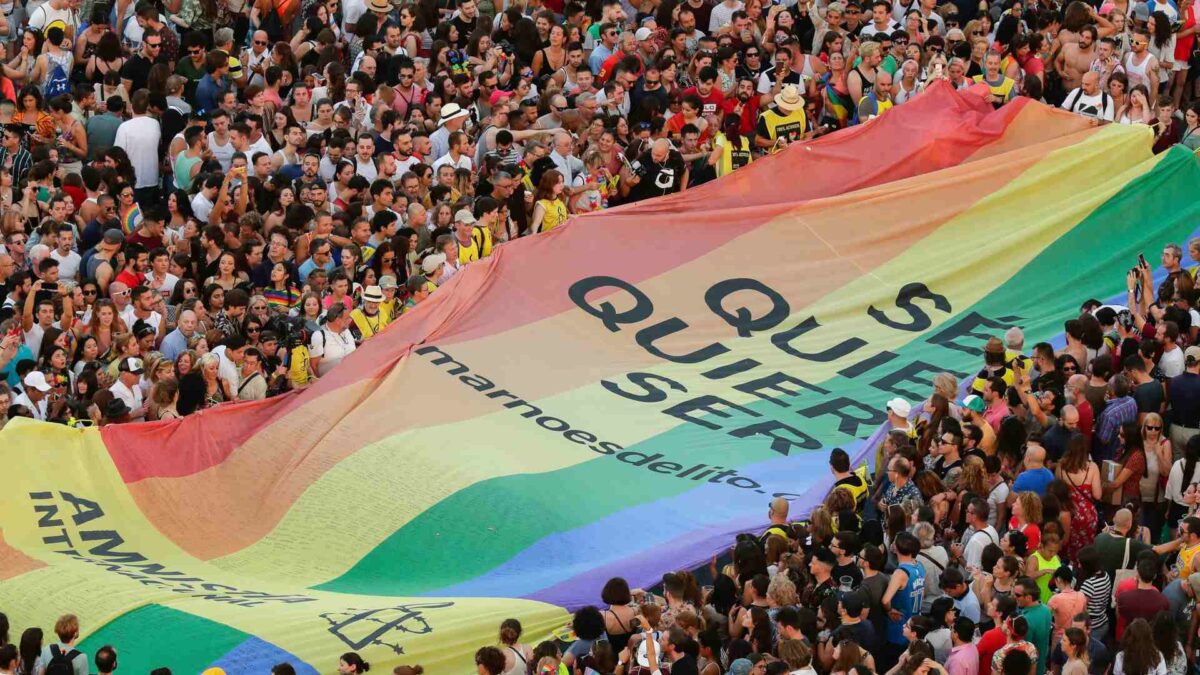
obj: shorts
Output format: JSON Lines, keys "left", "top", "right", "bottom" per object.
{"left": 1173, "top": 59, "right": 1190, "bottom": 71}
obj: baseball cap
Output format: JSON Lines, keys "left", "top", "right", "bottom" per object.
{"left": 489, "top": 89, "right": 514, "bottom": 107}
{"left": 118, "top": 357, "right": 144, "bottom": 375}
{"left": 885, "top": 398, "right": 911, "bottom": 417}
{"left": 961, "top": 394, "right": 986, "bottom": 413}
{"left": 103, "top": 228, "right": 125, "bottom": 245}
{"left": 1186, "top": 346, "right": 1200, "bottom": 365}
{"left": 421, "top": 252, "right": 447, "bottom": 275}
{"left": 379, "top": 275, "right": 398, "bottom": 289}
{"left": 23, "top": 371, "right": 52, "bottom": 392}
{"left": 454, "top": 208, "right": 477, "bottom": 225}
{"left": 634, "top": 26, "right": 654, "bottom": 41}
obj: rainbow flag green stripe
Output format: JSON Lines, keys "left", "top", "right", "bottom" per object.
{"left": 1, "top": 89, "right": 1193, "bottom": 675}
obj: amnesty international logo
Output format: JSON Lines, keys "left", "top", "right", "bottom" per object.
{"left": 319, "top": 603, "right": 454, "bottom": 654}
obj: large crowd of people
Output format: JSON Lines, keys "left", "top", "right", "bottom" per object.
{"left": 0, "top": 0, "right": 1196, "bottom": 421}
{"left": 1, "top": 0, "right": 1200, "bottom": 669}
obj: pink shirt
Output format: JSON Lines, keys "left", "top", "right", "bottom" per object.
{"left": 946, "top": 643, "right": 980, "bottom": 675}
{"left": 1048, "top": 589, "right": 1087, "bottom": 642}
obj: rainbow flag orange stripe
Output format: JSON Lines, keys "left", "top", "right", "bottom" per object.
{"left": 2, "top": 83, "right": 1196, "bottom": 675}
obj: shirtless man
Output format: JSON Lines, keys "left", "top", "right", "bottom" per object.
{"left": 1056, "top": 25, "right": 1098, "bottom": 92}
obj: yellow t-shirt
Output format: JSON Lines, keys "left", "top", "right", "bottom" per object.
{"left": 288, "top": 345, "right": 312, "bottom": 388}
{"left": 536, "top": 198, "right": 568, "bottom": 232}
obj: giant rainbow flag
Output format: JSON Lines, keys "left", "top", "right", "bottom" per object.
{"left": 2, "top": 82, "right": 1198, "bottom": 674}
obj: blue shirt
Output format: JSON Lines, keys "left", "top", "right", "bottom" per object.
{"left": 297, "top": 257, "right": 334, "bottom": 283}
{"left": 195, "top": 73, "right": 225, "bottom": 114}
{"left": 1012, "top": 467, "right": 1054, "bottom": 496}
{"left": 887, "top": 560, "right": 925, "bottom": 644}
{"left": 160, "top": 328, "right": 191, "bottom": 362}
{"left": 952, "top": 586, "right": 982, "bottom": 623}
{"left": 1096, "top": 395, "right": 1138, "bottom": 461}
{"left": 0, "top": 344, "right": 34, "bottom": 389}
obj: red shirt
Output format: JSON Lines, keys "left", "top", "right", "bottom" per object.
{"left": 115, "top": 269, "right": 145, "bottom": 289}
{"left": 1076, "top": 399, "right": 1095, "bottom": 439}
{"left": 977, "top": 627, "right": 1007, "bottom": 675}
{"left": 681, "top": 86, "right": 726, "bottom": 117}
{"left": 665, "top": 113, "right": 711, "bottom": 143}
{"left": 721, "top": 96, "right": 760, "bottom": 135}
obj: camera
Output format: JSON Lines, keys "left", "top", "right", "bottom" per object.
{"left": 275, "top": 315, "right": 308, "bottom": 349}
{"left": 498, "top": 40, "right": 515, "bottom": 56}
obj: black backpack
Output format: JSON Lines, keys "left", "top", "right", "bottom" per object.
{"left": 45, "top": 645, "right": 80, "bottom": 675}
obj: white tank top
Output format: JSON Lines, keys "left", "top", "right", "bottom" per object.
{"left": 207, "top": 132, "right": 234, "bottom": 171}
{"left": 1123, "top": 51, "right": 1152, "bottom": 88}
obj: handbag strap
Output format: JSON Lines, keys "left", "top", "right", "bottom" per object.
{"left": 1121, "top": 535, "right": 1132, "bottom": 569}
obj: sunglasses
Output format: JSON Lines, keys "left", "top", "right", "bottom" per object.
{"left": 146, "top": 41, "right": 162, "bottom": 48}
{"left": 246, "top": 327, "right": 261, "bottom": 334}
{"left": 254, "top": 40, "right": 269, "bottom": 45}
{"left": 83, "top": 289, "right": 98, "bottom": 296}
{"left": 1146, "top": 425, "right": 1162, "bottom": 431}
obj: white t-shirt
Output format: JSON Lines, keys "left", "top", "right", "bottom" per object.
{"left": 430, "top": 152, "right": 473, "bottom": 172}
{"left": 309, "top": 327, "right": 356, "bottom": 376}
{"left": 963, "top": 525, "right": 999, "bottom": 569}
{"left": 986, "top": 482, "right": 1010, "bottom": 529}
{"left": 27, "top": 2, "right": 79, "bottom": 38}
{"left": 114, "top": 116, "right": 162, "bottom": 188}
{"left": 211, "top": 345, "right": 241, "bottom": 391}
{"left": 147, "top": 271, "right": 179, "bottom": 297}
{"left": 109, "top": 379, "right": 144, "bottom": 419}
{"left": 1061, "top": 88, "right": 1116, "bottom": 121}
{"left": 1161, "top": 345, "right": 1185, "bottom": 378}
{"left": 191, "top": 192, "right": 214, "bottom": 223}
{"left": 50, "top": 249, "right": 81, "bottom": 280}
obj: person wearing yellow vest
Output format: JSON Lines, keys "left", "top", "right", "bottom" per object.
{"left": 531, "top": 169, "right": 569, "bottom": 234}
{"left": 973, "top": 51, "right": 1017, "bottom": 109}
{"left": 755, "top": 83, "right": 808, "bottom": 152}
{"left": 709, "top": 114, "right": 754, "bottom": 178}
{"left": 829, "top": 447, "right": 869, "bottom": 511}
{"left": 349, "top": 285, "right": 391, "bottom": 341}
{"left": 855, "top": 70, "right": 894, "bottom": 125}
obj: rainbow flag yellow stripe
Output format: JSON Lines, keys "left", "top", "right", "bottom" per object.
{"left": 2, "top": 84, "right": 1197, "bottom": 674}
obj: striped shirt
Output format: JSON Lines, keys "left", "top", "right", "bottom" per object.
{"left": 0, "top": 147, "right": 32, "bottom": 185}
{"left": 1079, "top": 572, "right": 1112, "bottom": 633}
{"left": 264, "top": 286, "right": 301, "bottom": 312}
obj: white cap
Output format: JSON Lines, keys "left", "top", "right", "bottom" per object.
{"left": 634, "top": 26, "right": 654, "bottom": 41}
{"left": 421, "top": 253, "right": 447, "bottom": 275}
{"left": 885, "top": 398, "right": 911, "bottom": 418}
{"left": 23, "top": 371, "right": 52, "bottom": 392}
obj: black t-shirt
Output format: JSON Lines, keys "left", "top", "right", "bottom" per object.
{"left": 833, "top": 561, "right": 863, "bottom": 588}
{"left": 627, "top": 150, "right": 686, "bottom": 202}
{"left": 120, "top": 54, "right": 155, "bottom": 94}
{"left": 1043, "top": 423, "right": 1071, "bottom": 463}
{"left": 1133, "top": 380, "right": 1165, "bottom": 415}
{"left": 1169, "top": 372, "right": 1200, "bottom": 426}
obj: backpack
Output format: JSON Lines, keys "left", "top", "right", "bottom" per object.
{"left": 45, "top": 644, "right": 80, "bottom": 675}
{"left": 1065, "top": 88, "right": 1110, "bottom": 119}
{"left": 45, "top": 60, "right": 71, "bottom": 99}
